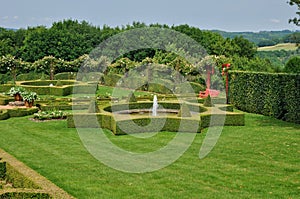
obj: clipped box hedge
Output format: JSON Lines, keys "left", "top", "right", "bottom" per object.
{"left": 6, "top": 108, "right": 38, "bottom": 118}
{"left": 18, "top": 80, "right": 97, "bottom": 96}
{"left": 0, "top": 84, "right": 14, "bottom": 93}
{"left": 114, "top": 117, "right": 201, "bottom": 135}
{"left": 0, "top": 161, "right": 6, "bottom": 179}
{"left": 0, "top": 192, "right": 50, "bottom": 199}
{"left": 0, "top": 110, "right": 9, "bottom": 120}
{"left": 229, "top": 71, "right": 300, "bottom": 124}
{"left": 0, "top": 97, "right": 13, "bottom": 105}
{"left": 103, "top": 101, "right": 207, "bottom": 113}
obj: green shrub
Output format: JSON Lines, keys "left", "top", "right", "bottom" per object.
{"left": 5, "top": 163, "right": 40, "bottom": 189}
{"left": 55, "top": 80, "right": 63, "bottom": 87}
{"left": 128, "top": 92, "right": 137, "bottom": 102}
{"left": 178, "top": 103, "right": 192, "bottom": 117}
{"left": 88, "top": 99, "right": 100, "bottom": 113}
{"left": 114, "top": 117, "right": 201, "bottom": 135}
{"left": 0, "top": 161, "right": 6, "bottom": 179}
{"left": 229, "top": 71, "right": 300, "bottom": 123}
{"left": 17, "top": 72, "right": 49, "bottom": 81}
{"left": 0, "top": 97, "right": 13, "bottom": 105}
{"left": 200, "top": 113, "right": 244, "bottom": 128}
{"left": 7, "top": 108, "right": 38, "bottom": 117}
{"left": 284, "top": 56, "right": 300, "bottom": 73}
{"left": 0, "top": 192, "right": 50, "bottom": 199}
{"left": 54, "top": 72, "right": 77, "bottom": 80}
{"left": 203, "top": 95, "right": 214, "bottom": 107}
{"left": 0, "top": 110, "right": 9, "bottom": 120}
{"left": 33, "top": 110, "right": 68, "bottom": 120}
{"left": 0, "top": 73, "right": 11, "bottom": 84}
{"left": 148, "top": 82, "right": 173, "bottom": 94}
{"left": 0, "top": 84, "right": 14, "bottom": 93}
{"left": 102, "top": 73, "right": 122, "bottom": 86}
{"left": 103, "top": 102, "right": 207, "bottom": 113}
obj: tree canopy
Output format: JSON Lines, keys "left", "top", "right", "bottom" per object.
{"left": 288, "top": 0, "right": 300, "bottom": 26}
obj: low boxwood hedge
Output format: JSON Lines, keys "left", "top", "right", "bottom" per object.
{"left": 0, "top": 97, "right": 13, "bottom": 105}
{"left": 0, "top": 192, "right": 50, "bottom": 199}
{"left": 103, "top": 101, "right": 207, "bottom": 113}
{"left": 0, "top": 110, "right": 9, "bottom": 120}
{"left": 6, "top": 108, "right": 38, "bottom": 118}
{"left": 0, "top": 161, "right": 5, "bottom": 179}
{"left": 18, "top": 80, "right": 97, "bottom": 96}
{"left": 0, "top": 84, "right": 14, "bottom": 93}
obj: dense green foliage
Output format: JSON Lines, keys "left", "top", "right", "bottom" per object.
{"left": 214, "top": 30, "right": 299, "bottom": 47}
{"left": 288, "top": 0, "right": 300, "bottom": 26}
{"left": 256, "top": 49, "right": 299, "bottom": 70}
{"left": 284, "top": 56, "right": 300, "bottom": 73}
{"left": 229, "top": 71, "right": 300, "bottom": 123}
{"left": 0, "top": 19, "right": 284, "bottom": 81}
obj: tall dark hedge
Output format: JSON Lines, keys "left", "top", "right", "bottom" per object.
{"left": 229, "top": 71, "right": 300, "bottom": 124}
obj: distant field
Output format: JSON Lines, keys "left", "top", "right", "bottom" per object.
{"left": 258, "top": 43, "right": 298, "bottom": 51}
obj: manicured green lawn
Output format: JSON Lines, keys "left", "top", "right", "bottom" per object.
{"left": 0, "top": 113, "right": 299, "bottom": 198}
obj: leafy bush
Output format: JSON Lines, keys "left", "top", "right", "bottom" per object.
{"left": 0, "top": 161, "right": 6, "bottom": 179}
{"left": 54, "top": 72, "right": 77, "bottom": 80}
{"left": 229, "top": 71, "right": 300, "bottom": 123}
{"left": 178, "top": 103, "right": 192, "bottom": 117}
{"left": 128, "top": 91, "right": 137, "bottom": 102}
{"left": 203, "top": 95, "right": 214, "bottom": 107}
{"left": 88, "top": 99, "right": 100, "bottom": 113}
{"left": 5, "top": 163, "right": 40, "bottom": 189}
{"left": 0, "top": 192, "right": 50, "bottom": 199}
{"left": 0, "top": 110, "right": 9, "bottom": 120}
{"left": 33, "top": 110, "right": 68, "bottom": 120}
{"left": 55, "top": 80, "right": 63, "bottom": 87}
{"left": 17, "top": 72, "right": 49, "bottom": 81}
{"left": 285, "top": 56, "right": 300, "bottom": 73}
{"left": 8, "top": 86, "right": 26, "bottom": 96}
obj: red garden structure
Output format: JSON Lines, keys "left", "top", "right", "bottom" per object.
{"left": 199, "top": 65, "right": 220, "bottom": 98}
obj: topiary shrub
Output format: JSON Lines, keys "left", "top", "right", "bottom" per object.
{"left": 88, "top": 99, "right": 100, "bottom": 113}
{"left": 128, "top": 91, "right": 137, "bottom": 102}
{"left": 55, "top": 80, "right": 63, "bottom": 87}
{"left": 203, "top": 95, "right": 214, "bottom": 107}
{"left": 177, "top": 103, "right": 192, "bottom": 117}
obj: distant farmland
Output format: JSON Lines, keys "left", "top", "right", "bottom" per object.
{"left": 258, "top": 43, "right": 298, "bottom": 51}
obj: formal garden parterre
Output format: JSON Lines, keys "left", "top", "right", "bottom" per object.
{"left": 0, "top": 20, "right": 299, "bottom": 198}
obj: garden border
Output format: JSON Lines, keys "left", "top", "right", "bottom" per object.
{"left": 0, "top": 149, "right": 74, "bottom": 198}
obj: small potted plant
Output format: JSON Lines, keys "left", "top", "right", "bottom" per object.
{"left": 21, "top": 91, "right": 37, "bottom": 108}
{"left": 8, "top": 86, "right": 26, "bottom": 101}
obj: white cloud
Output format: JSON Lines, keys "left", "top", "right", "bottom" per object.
{"left": 270, "top": 19, "right": 280, "bottom": 23}
{"left": 13, "top": 16, "right": 19, "bottom": 20}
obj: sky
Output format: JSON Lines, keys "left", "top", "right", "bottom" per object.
{"left": 0, "top": 0, "right": 299, "bottom": 32}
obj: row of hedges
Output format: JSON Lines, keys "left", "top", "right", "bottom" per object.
{"left": 0, "top": 96, "right": 13, "bottom": 105}
{"left": 0, "top": 108, "right": 38, "bottom": 120}
{"left": 0, "top": 148, "right": 73, "bottom": 198}
{"left": 67, "top": 111, "right": 244, "bottom": 135}
{"left": 0, "top": 81, "right": 97, "bottom": 96}
{"left": 103, "top": 101, "right": 208, "bottom": 113}
{"left": 0, "top": 160, "right": 50, "bottom": 199}
{"left": 18, "top": 80, "right": 97, "bottom": 96}
{"left": 229, "top": 71, "right": 300, "bottom": 123}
